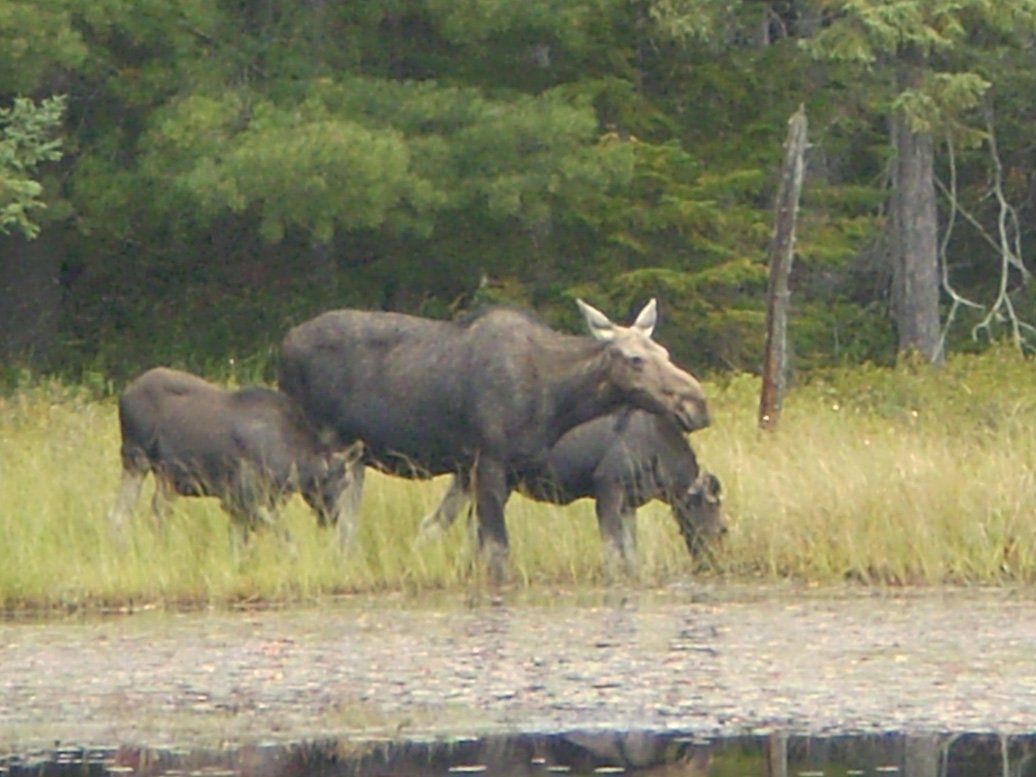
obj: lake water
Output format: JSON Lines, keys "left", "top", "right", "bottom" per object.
{"left": 3, "top": 584, "right": 1035, "bottom": 775}
{"left": 4, "top": 732, "right": 1035, "bottom": 776}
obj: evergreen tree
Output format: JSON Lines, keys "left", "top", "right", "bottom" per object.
{"left": 1, "top": 0, "right": 1034, "bottom": 377}
{"left": 807, "top": 0, "right": 1036, "bottom": 361}
{"left": 0, "top": 96, "right": 65, "bottom": 238}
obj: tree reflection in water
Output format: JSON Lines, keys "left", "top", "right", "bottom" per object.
{"left": 5, "top": 732, "right": 1036, "bottom": 777}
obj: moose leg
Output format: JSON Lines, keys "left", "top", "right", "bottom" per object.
{"left": 417, "top": 471, "right": 472, "bottom": 542}
{"left": 618, "top": 506, "right": 638, "bottom": 576}
{"left": 151, "top": 474, "right": 174, "bottom": 523}
{"left": 224, "top": 498, "right": 293, "bottom": 560}
{"left": 253, "top": 501, "right": 292, "bottom": 544}
{"left": 595, "top": 487, "right": 638, "bottom": 579}
{"left": 225, "top": 507, "right": 252, "bottom": 563}
{"left": 223, "top": 483, "right": 268, "bottom": 561}
{"left": 258, "top": 501, "right": 296, "bottom": 550}
{"left": 107, "top": 468, "right": 145, "bottom": 539}
{"left": 474, "top": 457, "right": 510, "bottom": 583}
{"left": 226, "top": 467, "right": 294, "bottom": 547}
{"left": 333, "top": 459, "right": 365, "bottom": 550}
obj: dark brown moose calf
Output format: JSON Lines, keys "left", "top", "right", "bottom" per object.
{"left": 279, "top": 298, "right": 709, "bottom": 581}
{"left": 107, "top": 367, "right": 359, "bottom": 548}
{"left": 418, "top": 409, "right": 726, "bottom": 576}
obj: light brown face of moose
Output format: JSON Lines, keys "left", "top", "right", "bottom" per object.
{"left": 577, "top": 298, "right": 710, "bottom": 433}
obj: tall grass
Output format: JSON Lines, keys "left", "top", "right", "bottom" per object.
{"left": 703, "top": 347, "right": 1036, "bottom": 584}
{"left": 1, "top": 348, "right": 1034, "bottom": 612}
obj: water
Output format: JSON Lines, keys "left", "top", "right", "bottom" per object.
{"left": 4, "top": 586, "right": 1036, "bottom": 773}
{"left": 3, "top": 732, "right": 1035, "bottom": 777}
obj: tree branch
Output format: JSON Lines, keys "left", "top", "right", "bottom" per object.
{"left": 935, "top": 134, "right": 984, "bottom": 362}
{"left": 935, "top": 101, "right": 1035, "bottom": 353}
{"left": 973, "top": 101, "right": 1034, "bottom": 350}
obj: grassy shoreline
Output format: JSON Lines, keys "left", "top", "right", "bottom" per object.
{"left": 2, "top": 348, "right": 1034, "bottom": 613}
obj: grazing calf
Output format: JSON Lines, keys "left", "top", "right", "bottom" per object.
{"left": 279, "top": 299, "right": 709, "bottom": 580}
{"left": 418, "top": 409, "right": 725, "bottom": 575}
{"left": 107, "top": 367, "right": 358, "bottom": 547}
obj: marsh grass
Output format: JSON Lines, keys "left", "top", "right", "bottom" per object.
{"left": 1, "top": 348, "right": 1034, "bottom": 612}
{"left": 705, "top": 348, "right": 1036, "bottom": 584}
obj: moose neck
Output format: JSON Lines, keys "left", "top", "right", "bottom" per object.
{"left": 654, "top": 415, "right": 698, "bottom": 497}
{"left": 538, "top": 336, "right": 628, "bottom": 442}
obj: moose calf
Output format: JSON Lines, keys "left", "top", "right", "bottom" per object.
{"left": 108, "top": 367, "right": 358, "bottom": 548}
{"left": 418, "top": 409, "right": 725, "bottom": 576}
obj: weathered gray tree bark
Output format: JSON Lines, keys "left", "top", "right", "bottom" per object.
{"left": 759, "top": 106, "right": 807, "bottom": 431}
{"left": 890, "top": 64, "right": 942, "bottom": 363}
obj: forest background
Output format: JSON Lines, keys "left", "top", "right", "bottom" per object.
{"left": 1, "top": 0, "right": 1035, "bottom": 388}
{"left": 4, "top": 1, "right": 1036, "bottom": 604}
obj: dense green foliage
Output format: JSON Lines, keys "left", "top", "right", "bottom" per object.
{"left": 1, "top": 0, "right": 1034, "bottom": 382}
{"left": 0, "top": 96, "right": 65, "bottom": 237}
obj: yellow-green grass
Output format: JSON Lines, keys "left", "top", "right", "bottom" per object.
{"left": 707, "top": 348, "right": 1036, "bottom": 584}
{"left": 1, "top": 348, "right": 1034, "bottom": 612}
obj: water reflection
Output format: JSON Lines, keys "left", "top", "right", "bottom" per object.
{"left": 4, "top": 732, "right": 1036, "bottom": 777}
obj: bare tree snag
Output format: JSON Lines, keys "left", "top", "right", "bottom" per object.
{"left": 890, "top": 65, "right": 941, "bottom": 363}
{"left": 759, "top": 105, "right": 807, "bottom": 431}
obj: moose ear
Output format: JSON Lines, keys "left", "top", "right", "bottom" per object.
{"left": 330, "top": 441, "right": 364, "bottom": 471}
{"left": 701, "top": 471, "right": 722, "bottom": 503}
{"left": 632, "top": 298, "right": 657, "bottom": 337}
{"left": 688, "top": 471, "right": 722, "bottom": 504}
{"left": 343, "top": 440, "right": 365, "bottom": 466}
{"left": 576, "top": 298, "right": 617, "bottom": 343}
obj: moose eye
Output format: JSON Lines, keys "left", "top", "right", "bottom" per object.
{"left": 629, "top": 355, "right": 645, "bottom": 371}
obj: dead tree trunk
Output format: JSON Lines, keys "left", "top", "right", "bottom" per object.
{"left": 890, "top": 63, "right": 942, "bottom": 363}
{"left": 759, "top": 106, "right": 807, "bottom": 431}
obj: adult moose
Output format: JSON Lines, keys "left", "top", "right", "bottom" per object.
{"left": 278, "top": 299, "right": 709, "bottom": 581}
{"left": 108, "top": 367, "right": 359, "bottom": 549}
{"left": 417, "top": 409, "right": 726, "bottom": 576}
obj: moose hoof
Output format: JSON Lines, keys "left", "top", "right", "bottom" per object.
{"left": 482, "top": 544, "right": 510, "bottom": 586}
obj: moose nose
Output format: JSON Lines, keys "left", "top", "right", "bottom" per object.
{"left": 696, "top": 404, "right": 711, "bottom": 429}
{"left": 678, "top": 400, "right": 710, "bottom": 432}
